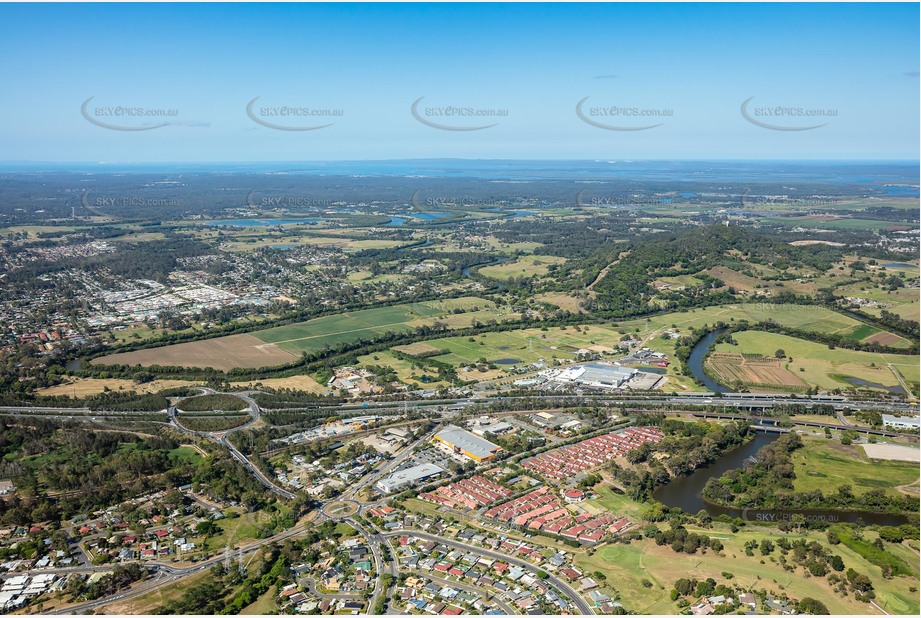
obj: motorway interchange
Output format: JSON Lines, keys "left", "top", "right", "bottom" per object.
{"left": 1, "top": 389, "right": 916, "bottom": 614}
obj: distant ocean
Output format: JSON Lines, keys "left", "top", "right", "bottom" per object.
{"left": 0, "top": 159, "right": 918, "bottom": 186}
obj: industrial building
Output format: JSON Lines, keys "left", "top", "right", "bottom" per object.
{"left": 882, "top": 414, "right": 920, "bottom": 430}
{"left": 553, "top": 363, "right": 637, "bottom": 389}
{"left": 470, "top": 421, "right": 515, "bottom": 437}
{"left": 433, "top": 425, "right": 503, "bottom": 463}
{"left": 375, "top": 463, "right": 445, "bottom": 494}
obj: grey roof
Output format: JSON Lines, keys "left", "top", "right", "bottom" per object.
{"left": 580, "top": 363, "right": 636, "bottom": 383}
{"left": 376, "top": 463, "right": 444, "bottom": 490}
{"left": 882, "top": 414, "right": 920, "bottom": 427}
{"left": 435, "top": 425, "right": 501, "bottom": 460}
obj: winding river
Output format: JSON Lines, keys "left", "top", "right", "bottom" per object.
{"left": 686, "top": 328, "right": 729, "bottom": 393}
{"left": 656, "top": 336, "right": 912, "bottom": 526}
{"left": 651, "top": 433, "right": 910, "bottom": 525}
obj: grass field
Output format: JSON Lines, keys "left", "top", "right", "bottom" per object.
{"left": 615, "top": 303, "right": 875, "bottom": 336}
{"left": 478, "top": 254, "right": 567, "bottom": 279}
{"left": 535, "top": 292, "right": 586, "bottom": 313}
{"left": 791, "top": 435, "right": 919, "bottom": 497}
{"left": 92, "top": 297, "right": 504, "bottom": 370}
{"left": 240, "top": 585, "right": 277, "bottom": 614}
{"left": 357, "top": 350, "right": 450, "bottom": 388}
{"left": 713, "top": 330, "right": 920, "bottom": 392}
{"left": 254, "top": 297, "right": 506, "bottom": 354}
{"left": 168, "top": 446, "right": 205, "bottom": 464}
{"left": 95, "top": 569, "right": 213, "bottom": 614}
{"left": 412, "top": 324, "right": 625, "bottom": 368}
{"left": 575, "top": 525, "right": 919, "bottom": 615}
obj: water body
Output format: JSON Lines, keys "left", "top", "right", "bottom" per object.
{"left": 493, "top": 358, "right": 522, "bottom": 365}
{"left": 205, "top": 218, "right": 324, "bottom": 227}
{"left": 412, "top": 212, "right": 450, "bottom": 221}
{"left": 686, "top": 329, "right": 729, "bottom": 393}
{"left": 841, "top": 377, "right": 906, "bottom": 395}
{"left": 882, "top": 185, "right": 919, "bottom": 197}
{"left": 461, "top": 256, "right": 509, "bottom": 278}
{"left": 268, "top": 244, "right": 297, "bottom": 250}
{"left": 385, "top": 217, "right": 407, "bottom": 227}
{"left": 652, "top": 433, "right": 909, "bottom": 526}
{"left": 882, "top": 262, "right": 914, "bottom": 269}
{"left": 65, "top": 358, "right": 82, "bottom": 372}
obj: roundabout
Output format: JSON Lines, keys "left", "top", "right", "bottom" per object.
{"left": 323, "top": 500, "right": 360, "bottom": 519}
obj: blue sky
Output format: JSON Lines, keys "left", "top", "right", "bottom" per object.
{"left": 0, "top": 2, "right": 917, "bottom": 162}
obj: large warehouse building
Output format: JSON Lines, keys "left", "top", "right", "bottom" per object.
{"left": 375, "top": 463, "right": 445, "bottom": 494}
{"left": 433, "top": 425, "right": 503, "bottom": 463}
{"left": 553, "top": 363, "right": 637, "bottom": 389}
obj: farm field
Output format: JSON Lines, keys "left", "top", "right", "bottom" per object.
{"left": 706, "top": 352, "right": 806, "bottom": 392}
{"left": 478, "top": 254, "right": 567, "bottom": 279}
{"left": 91, "top": 298, "right": 503, "bottom": 370}
{"left": 254, "top": 297, "right": 506, "bottom": 354}
{"left": 712, "top": 331, "right": 920, "bottom": 393}
{"left": 791, "top": 436, "right": 919, "bottom": 497}
{"left": 92, "top": 333, "right": 299, "bottom": 370}
{"left": 574, "top": 526, "right": 919, "bottom": 615}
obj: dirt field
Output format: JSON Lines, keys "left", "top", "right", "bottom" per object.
{"left": 92, "top": 334, "right": 298, "bottom": 370}
{"left": 229, "top": 375, "right": 325, "bottom": 392}
{"left": 861, "top": 443, "right": 921, "bottom": 463}
{"left": 865, "top": 331, "right": 904, "bottom": 346}
{"left": 707, "top": 352, "right": 806, "bottom": 390}
{"left": 37, "top": 377, "right": 202, "bottom": 398}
